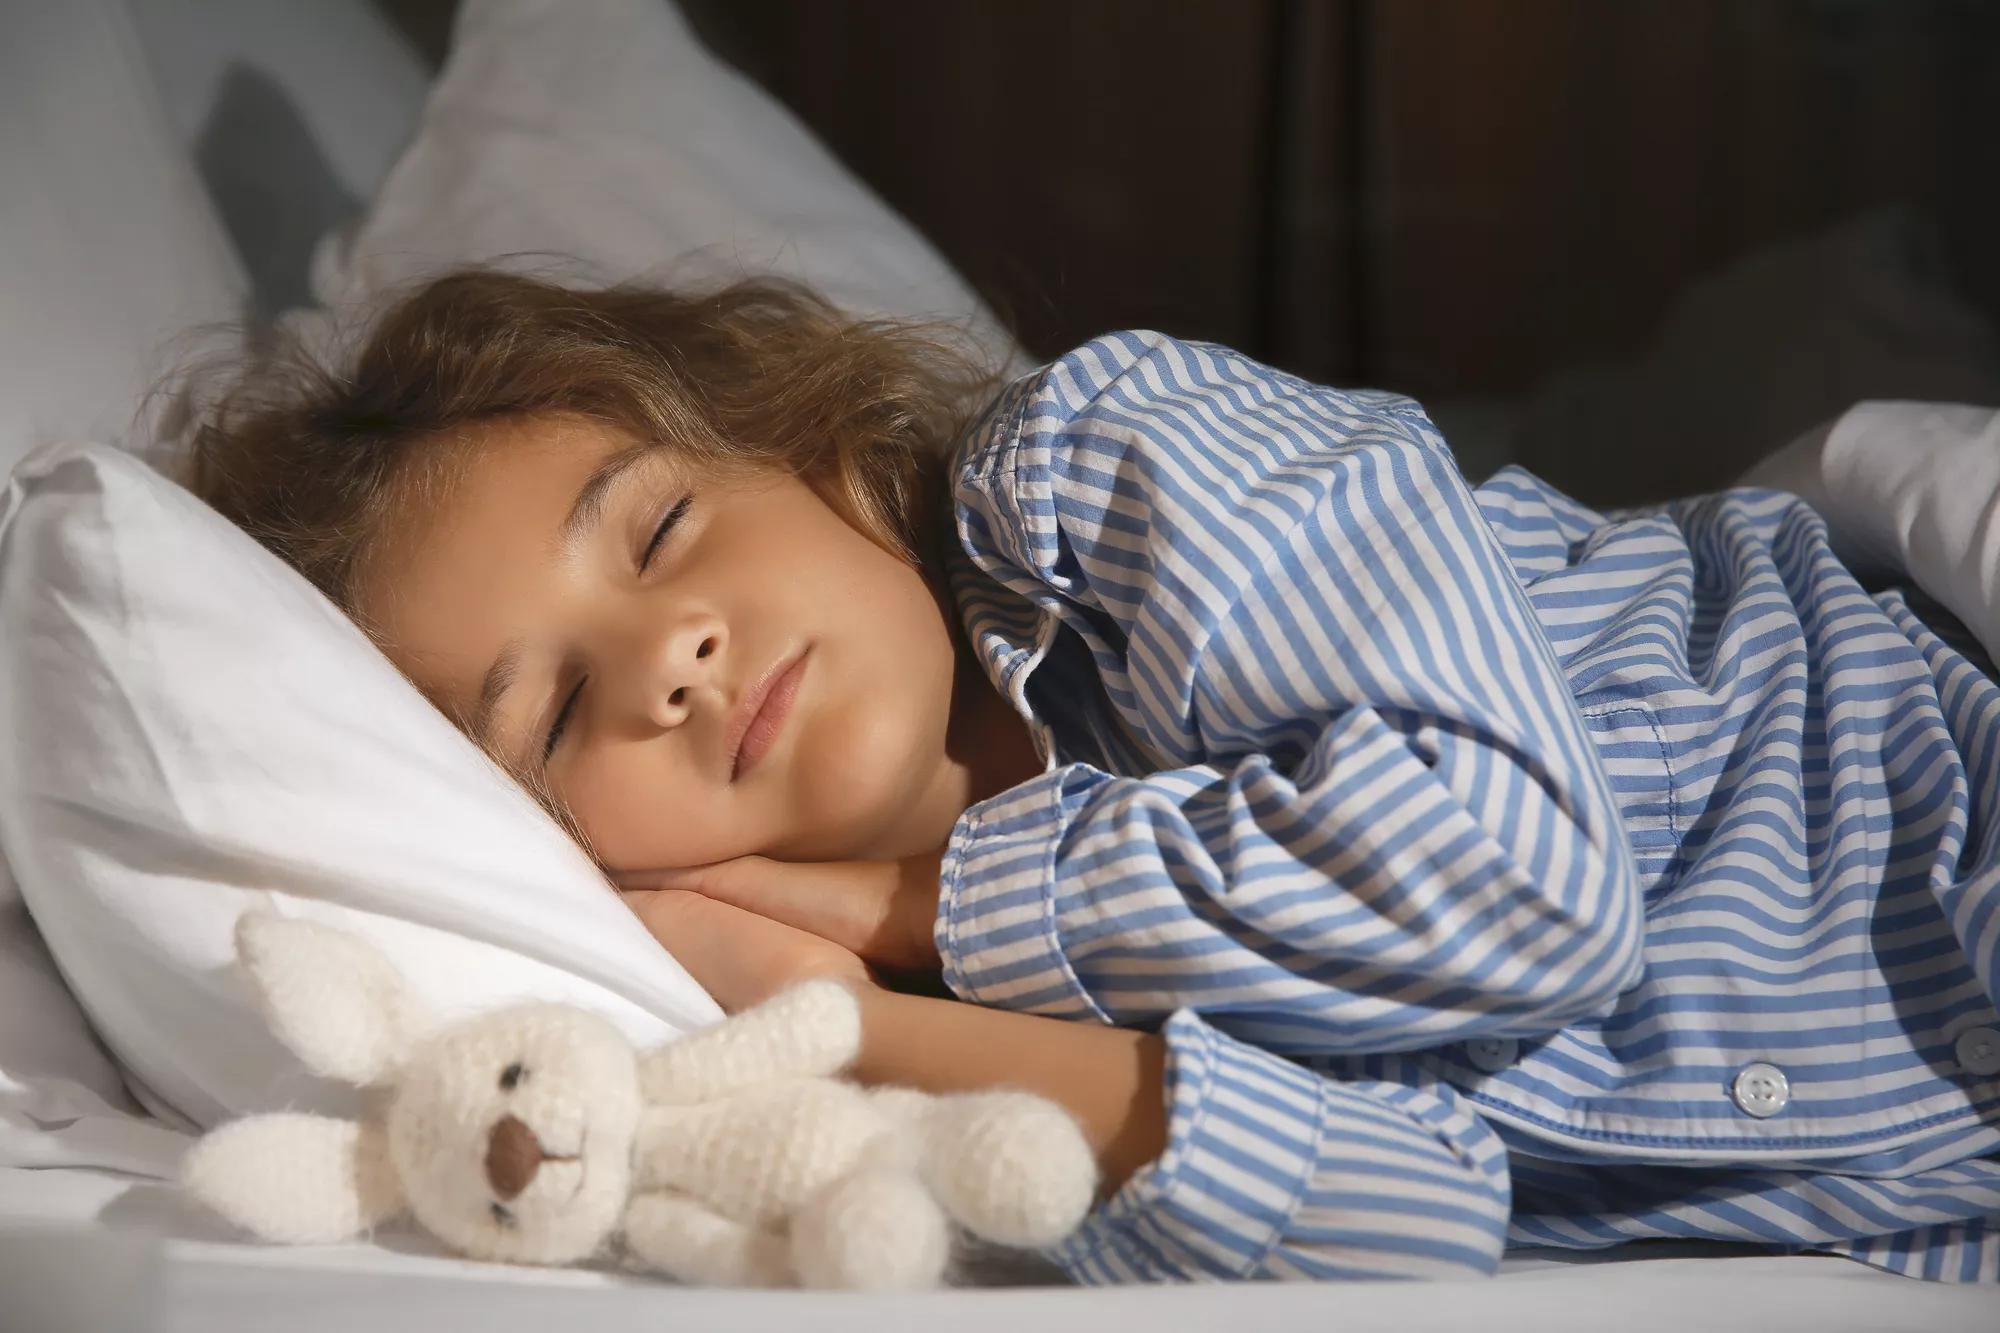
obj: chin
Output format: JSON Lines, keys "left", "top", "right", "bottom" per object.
{"left": 786, "top": 691, "right": 943, "bottom": 860}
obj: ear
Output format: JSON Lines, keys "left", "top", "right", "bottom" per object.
{"left": 235, "top": 912, "right": 430, "bottom": 1085}
{"left": 183, "top": 1113, "right": 405, "bottom": 1244}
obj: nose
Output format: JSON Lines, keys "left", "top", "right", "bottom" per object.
{"left": 486, "top": 1114, "right": 545, "bottom": 1200}
{"left": 625, "top": 614, "right": 725, "bottom": 732}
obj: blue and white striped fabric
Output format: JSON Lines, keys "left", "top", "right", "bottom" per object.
{"left": 933, "top": 330, "right": 2000, "bottom": 1285}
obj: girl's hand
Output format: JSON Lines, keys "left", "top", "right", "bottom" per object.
{"left": 613, "top": 848, "right": 946, "bottom": 972}
{"left": 619, "top": 886, "right": 875, "bottom": 1015}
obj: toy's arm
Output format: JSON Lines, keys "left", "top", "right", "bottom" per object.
{"left": 638, "top": 977, "right": 864, "bottom": 1105}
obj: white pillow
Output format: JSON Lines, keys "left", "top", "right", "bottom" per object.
{"left": 1741, "top": 401, "right": 2000, "bottom": 666}
{"left": 304, "top": 0, "right": 1028, "bottom": 375}
{"left": 0, "top": 444, "right": 722, "bottom": 1133}
{"left": 0, "top": 0, "right": 250, "bottom": 473}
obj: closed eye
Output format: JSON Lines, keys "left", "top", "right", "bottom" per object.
{"left": 538, "top": 495, "right": 688, "bottom": 765}
{"left": 542, "top": 678, "right": 584, "bottom": 762}
{"left": 640, "top": 496, "right": 692, "bottom": 570}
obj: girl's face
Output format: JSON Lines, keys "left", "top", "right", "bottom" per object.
{"left": 359, "top": 412, "right": 976, "bottom": 872}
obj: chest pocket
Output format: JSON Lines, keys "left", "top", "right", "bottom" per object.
{"left": 1576, "top": 698, "right": 1687, "bottom": 895}
{"left": 1561, "top": 641, "right": 1749, "bottom": 903}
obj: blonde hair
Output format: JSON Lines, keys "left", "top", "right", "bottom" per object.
{"left": 175, "top": 267, "right": 1003, "bottom": 833}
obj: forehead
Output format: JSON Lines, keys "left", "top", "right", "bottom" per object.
{"left": 359, "top": 413, "right": 638, "bottom": 722}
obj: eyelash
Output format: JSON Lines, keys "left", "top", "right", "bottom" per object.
{"left": 641, "top": 496, "right": 692, "bottom": 570}
{"left": 542, "top": 679, "right": 583, "bottom": 763}
{"left": 541, "top": 495, "right": 693, "bottom": 763}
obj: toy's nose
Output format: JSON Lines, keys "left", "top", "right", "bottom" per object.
{"left": 486, "top": 1114, "right": 545, "bottom": 1200}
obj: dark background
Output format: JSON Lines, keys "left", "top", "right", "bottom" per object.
{"left": 374, "top": 0, "right": 2000, "bottom": 505}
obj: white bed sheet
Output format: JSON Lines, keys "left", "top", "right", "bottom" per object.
{"left": 6, "top": 1165, "right": 1995, "bottom": 1333}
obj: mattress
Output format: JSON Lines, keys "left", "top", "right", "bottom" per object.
{"left": 10, "top": 1162, "right": 2000, "bottom": 1333}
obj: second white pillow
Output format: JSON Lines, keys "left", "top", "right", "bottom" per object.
{"left": 309, "top": 0, "right": 1027, "bottom": 376}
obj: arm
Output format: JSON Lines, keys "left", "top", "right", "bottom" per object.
{"left": 852, "top": 985, "right": 1510, "bottom": 1282}
{"left": 940, "top": 331, "right": 1645, "bottom": 1053}
{"left": 852, "top": 983, "right": 1168, "bottom": 1201}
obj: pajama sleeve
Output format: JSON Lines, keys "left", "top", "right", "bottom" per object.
{"left": 936, "top": 330, "right": 1645, "bottom": 1054}
{"left": 1044, "top": 1006, "right": 1512, "bottom": 1282}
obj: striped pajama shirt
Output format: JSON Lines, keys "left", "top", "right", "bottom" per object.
{"left": 932, "top": 330, "right": 2000, "bottom": 1285}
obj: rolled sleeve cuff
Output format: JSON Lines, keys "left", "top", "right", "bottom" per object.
{"left": 935, "top": 764, "right": 1110, "bottom": 1023}
{"left": 1042, "top": 1008, "right": 1327, "bottom": 1283}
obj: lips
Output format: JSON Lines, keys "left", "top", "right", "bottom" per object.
{"left": 727, "top": 646, "right": 809, "bottom": 782}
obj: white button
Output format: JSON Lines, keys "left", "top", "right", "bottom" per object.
{"left": 1731, "top": 1062, "right": 1790, "bottom": 1118}
{"left": 1464, "top": 1037, "right": 1519, "bottom": 1073}
{"left": 1956, "top": 1027, "right": 2000, "bottom": 1078}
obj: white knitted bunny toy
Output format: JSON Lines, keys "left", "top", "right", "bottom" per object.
{"left": 183, "top": 912, "right": 1099, "bottom": 1288}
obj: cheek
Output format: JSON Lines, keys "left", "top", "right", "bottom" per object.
{"left": 766, "top": 642, "right": 954, "bottom": 858}
{"left": 558, "top": 748, "right": 739, "bottom": 870}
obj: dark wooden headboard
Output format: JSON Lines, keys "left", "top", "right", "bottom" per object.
{"left": 374, "top": 0, "right": 2000, "bottom": 502}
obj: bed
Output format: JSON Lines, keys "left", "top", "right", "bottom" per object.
{"left": 2, "top": 3, "right": 1996, "bottom": 1329}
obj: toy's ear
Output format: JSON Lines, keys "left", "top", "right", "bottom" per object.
{"left": 235, "top": 913, "right": 431, "bottom": 1086}
{"left": 184, "top": 1113, "right": 405, "bottom": 1244}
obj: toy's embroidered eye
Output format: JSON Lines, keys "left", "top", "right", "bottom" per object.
{"left": 491, "top": 1202, "right": 516, "bottom": 1229}
{"left": 499, "top": 1062, "right": 526, "bottom": 1091}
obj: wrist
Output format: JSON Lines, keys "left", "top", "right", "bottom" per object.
{"left": 847, "top": 984, "right": 926, "bottom": 1085}
{"left": 847, "top": 986, "right": 1169, "bottom": 1201}
{"left": 890, "top": 849, "right": 946, "bottom": 969}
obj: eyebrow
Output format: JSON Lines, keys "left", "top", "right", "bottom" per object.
{"left": 559, "top": 445, "right": 654, "bottom": 553}
{"left": 468, "top": 446, "right": 655, "bottom": 753}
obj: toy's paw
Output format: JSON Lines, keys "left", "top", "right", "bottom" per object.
{"left": 183, "top": 1113, "right": 404, "bottom": 1244}
{"left": 789, "top": 1169, "right": 950, "bottom": 1290}
{"left": 638, "top": 977, "right": 864, "bottom": 1106}
{"left": 622, "top": 1191, "right": 790, "bottom": 1288}
{"left": 763, "top": 977, "right": 864, "bottom": 1066}
{"left": 919, "top": 1092, "right": 1098, "bottom": 1247}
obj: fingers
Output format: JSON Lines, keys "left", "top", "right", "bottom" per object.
{"left": 617, "top": 888, "right": 867, "bottom": 1015}
{"left": 616, "top": 856, "right": 941, "bottom": 972}
{"left": 617, "top": 886, "right": 704, "bottom": 936}
{"left": 620, "top": 857, "right": 857, "bottom": 951}
{"left": 613, "top": 860, "right": 743, "bottom": 893}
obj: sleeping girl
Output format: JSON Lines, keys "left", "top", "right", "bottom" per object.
{"left": 180, "top": 270, "right": 2000, "bottom": 1285}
